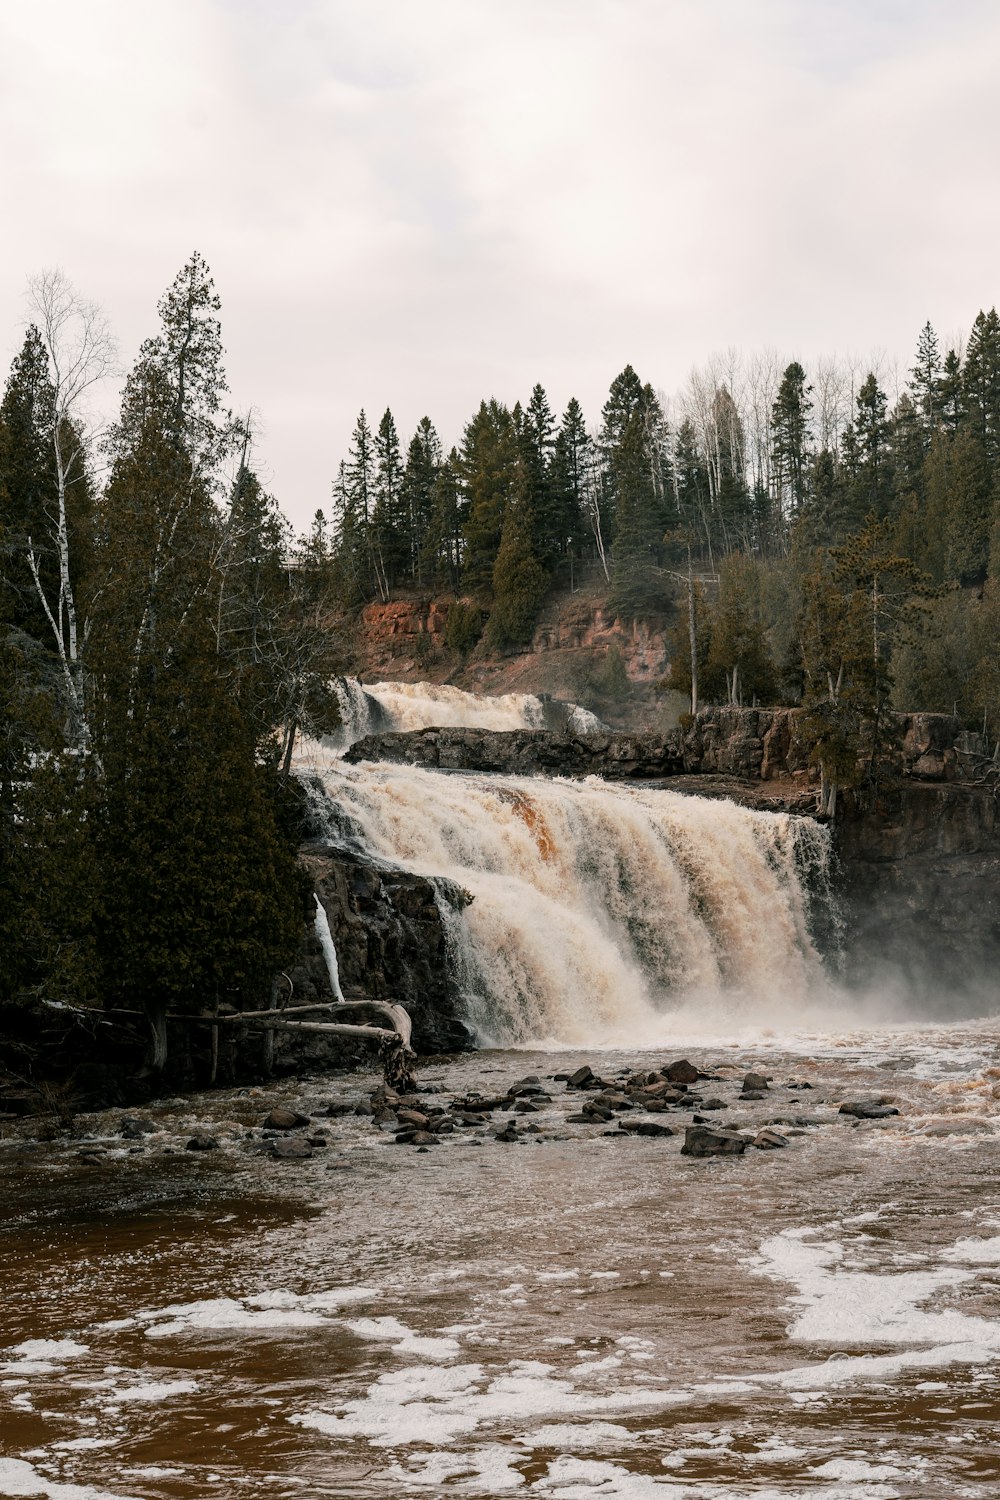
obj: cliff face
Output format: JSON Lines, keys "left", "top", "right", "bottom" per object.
{"left": 346, "top": 583, "right": 677, "bottom": 729}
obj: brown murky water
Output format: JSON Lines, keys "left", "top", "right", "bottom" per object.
{"left": 3, "top": 1022, "right": 1000, "bottom": 1498}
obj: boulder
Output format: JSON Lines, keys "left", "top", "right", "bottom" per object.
{"left": 742, "top": 1072, "right": 769, "bottom": 1092}
{"left": 752, "top": 1129, "right": 789, "bottom": 1149}
{"left": 663, "top": 1060, "right": 700, "bottom": 1085}
{"left": 681, "top": 1125, "right": 750, "bottom": 1157}
{"left": 839, "top": 1100, "right": 900, "bottom": 1120}
{"left": 567, "top": 1065, "right": 595, "bottom": 1089}
{"left": 264, "top": 1107, "right": 311, "bottom": 1130}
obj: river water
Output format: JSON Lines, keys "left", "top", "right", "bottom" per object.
{"left": 3, "top": 1023, "right": 1000, "bottom": 1499}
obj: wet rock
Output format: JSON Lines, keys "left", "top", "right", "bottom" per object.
{"left": 270, "top": 1135, "right": 313, "bottom": 1159}
{"left": 567, "top": 1065, "right": 595, "bottom": 1089}
{"left": 681, "top": 1125, "right": 750, "bottom": 1157}
{"left": 493, "top": 1122, "right": 519, "bottom": 1143}
{"left": 696, "top": 1098, "right": 727, "bottom": 1111}
{"left": 120, "top": 1115, "right": 157, "bottom": 1139}
{"left": 752, "top": 1129, "right": 789, "bottom": 1149}
{"left": 663, "top": 1060, "right": 700, "bottom": 1085}
{"left": 514, "top": 1101, "right": 542, "bottom": 1114}
{"left": 740, "top": 1091, "right": 766, "bottom": 1101}
{"left": 839, "top": 1100, "right": 900, "bottom": 1119}
{"left": 185, "top": 1133, "right": 220, "bottom": 1152}
{"left": 620, "top": 1119, "right": 677, "bottom": 1138}
{"left": 742, "top": 1072, "right": 770, "bottom": 1093}
{"left": 264, "top": 1107, "right": 311, "bottom": 1131}
{"left": 566, "top": 1113, "right": 593, "bottom": 1124}
{"left": 306, "top": 1134, "right": 330, "bottom": 1148}
{"left": 396, "top": 1108, "right": 430, "bottom": 1129}
{"left": 353, "top": 1098, "right": 375, "bottom": 1116}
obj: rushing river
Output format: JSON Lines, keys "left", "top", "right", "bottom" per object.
{"left": 3, "top": 1026, "right": 1000, "bottom": 1498}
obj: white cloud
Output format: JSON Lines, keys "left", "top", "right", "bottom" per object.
{"left": 1, "top": 0, "right": 998, "bottom": 524}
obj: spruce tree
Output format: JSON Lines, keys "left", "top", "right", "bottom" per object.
{"left": 770, "top": 362, "right": 813, "bottom": 519}
{"left": 486, "top": 458, "right": 549, "bottom": 649}
{"left": 459, "top": 400, "right": 517, "bottom": 596}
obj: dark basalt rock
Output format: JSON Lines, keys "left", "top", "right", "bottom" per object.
{"left": 681, "top": 1125, "right": 750, "bottom": 1157}
{"left": 265, "top": 1107, "right": 311, "bottom": 1130}
{"left": 839, "top": 1100, "right": 900, "bottom": 1119}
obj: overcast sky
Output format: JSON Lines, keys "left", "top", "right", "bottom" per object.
{"left": 2, "top": 0, "right": 999, "bottom": 527}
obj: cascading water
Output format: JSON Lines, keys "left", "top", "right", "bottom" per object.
{"left": 300, "top": 746, "right": 837, "bottom": 1048}
{"left": 329, "top": 678, "right": 605, "bottom": 748}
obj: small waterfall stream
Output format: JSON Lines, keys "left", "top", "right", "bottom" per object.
{"left": 331, "top": 678, "right": 605, "bottom": 747}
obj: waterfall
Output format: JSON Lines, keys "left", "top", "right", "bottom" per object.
{"left": 313, "top": 894, "right": 346, "bottom": 1004}
{"left": 330, "top": 679, "right": 606, "bottom": 749}
{"left": 303, "top": 757, "right": 836, "bottom": 1048}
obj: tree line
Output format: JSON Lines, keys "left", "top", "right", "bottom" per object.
{"left": 0, "top": 255, "right": 340, "bottom": 1078}
{"left": 324, "top": 313, "right": 1000, "bottom": 803}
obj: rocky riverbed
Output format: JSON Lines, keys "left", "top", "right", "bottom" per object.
{"left": 3, "top": 1022, "right": 1000, "bottom": 1497}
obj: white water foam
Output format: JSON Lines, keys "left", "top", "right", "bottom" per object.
{"left": 304, "top": 760, "right": 836, "bottom": 1047}
{"left": 332, "top": 679, "right": 605, "bottom": 749}
{"left": 750, "top": 1226, "right": 1000, "bottom": 1388}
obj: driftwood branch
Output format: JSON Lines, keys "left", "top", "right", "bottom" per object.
{"left": 219, "top": 999, "right": 416, "bottom": 1091}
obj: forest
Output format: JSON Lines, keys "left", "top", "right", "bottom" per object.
{"left": 2, "top": 251, "right": 999, "bottom": 1064}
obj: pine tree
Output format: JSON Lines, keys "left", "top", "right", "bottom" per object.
{"left": 962, "top": 308, "right": 1000, "bottom": 466}
{"left": 459, "top": 400, "right": 517, "bottom": 596}
{"left": 909, "top": 320, "right": 941, "bottom": 433}
{"left": 549, "top": 397, "right": 590, "bottom": 582}
{"left": 705, "top": 554, "right": 777, "bottom": 705}
{"left": 770, "top": 361, "right": 813, "bottom": 519}
{"left": 400, "top": 417, "right": 442, "bottom": 583}
{"left": 0, "top": 328, "right": 57, "bottom": 643}
{"left": 373, "top": 408, "right": 406, "bottom": 589}
{"left": 486, "top": 457, "right": 549, "bottom": 649}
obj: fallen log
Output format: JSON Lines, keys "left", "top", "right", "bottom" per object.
{"left": 217, "top": 1000, "right": 416, "bottom": 1091}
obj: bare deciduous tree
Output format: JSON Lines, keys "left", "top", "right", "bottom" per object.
{"left": 26, "top": 270, "right": 117, "bottom": 749}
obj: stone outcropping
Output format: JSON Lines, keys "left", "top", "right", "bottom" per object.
{"left": 294, "top": 844, "right": 473, "bottom": 1057}
{"left": 345, "top": 726, "right": 683, "bottom": 779}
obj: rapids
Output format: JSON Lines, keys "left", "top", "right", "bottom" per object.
{"left": 301, "top": 749, "right": 836, "bottom": 1047}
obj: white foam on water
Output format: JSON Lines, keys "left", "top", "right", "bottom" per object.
{"left": 516, "top": 1422, "right": 633, "bottom": 1450}
{"left": 0, "top": 1458, "right": 140, "bottom": 1500}
{"left": 343, "top": 1316, "right": 460, "bottom": 1361}
{"left": 127, "top": 1287, "right": 379, "bottom": 1339}
{"left": 750, "top": 1225, "right": 1000, "bottom": 1387}
{"left": 293, "top": 1361, "right": 689, "bottom": 1448}
{"left": 6, "top": 1342, "right": 89, "bottom": 1363}
{"left": 104, "top": 1379, "right": 199, "bottom": 1403}
{"left": 382, "top": 1443, "right": 527, "bottom": 1491}
{"left": 942, "top": 1235, "right": 1000, "bottom": 1264}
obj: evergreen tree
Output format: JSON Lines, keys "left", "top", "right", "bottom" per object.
{"left": 962, "top": 308, "right": 1000, "bottom": 466}
{"left": 459, "top": 400, "right": 517, "bottom": 596}
{"left": 486, "top": 457, "right": 549, "bottom": 649}
{"left": 0, "top": 327, "right": 56, "bottom": 642}
{"left": 909, "top": 320, "right": 941, "bottom": 433}
{"left": 705, "top": 554, "right": 777, "bottom": 705}
{"left": 770, "top": 361, "right": 813, "bottom": 519}
{"left": 549, "top": 397, "right": 590, "bottom": 580}
{"left": 401, "top": 416, "right": 442, "bottom": 583}
{"left": 373, "top": 408, "right": 406, "bottom": 589}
